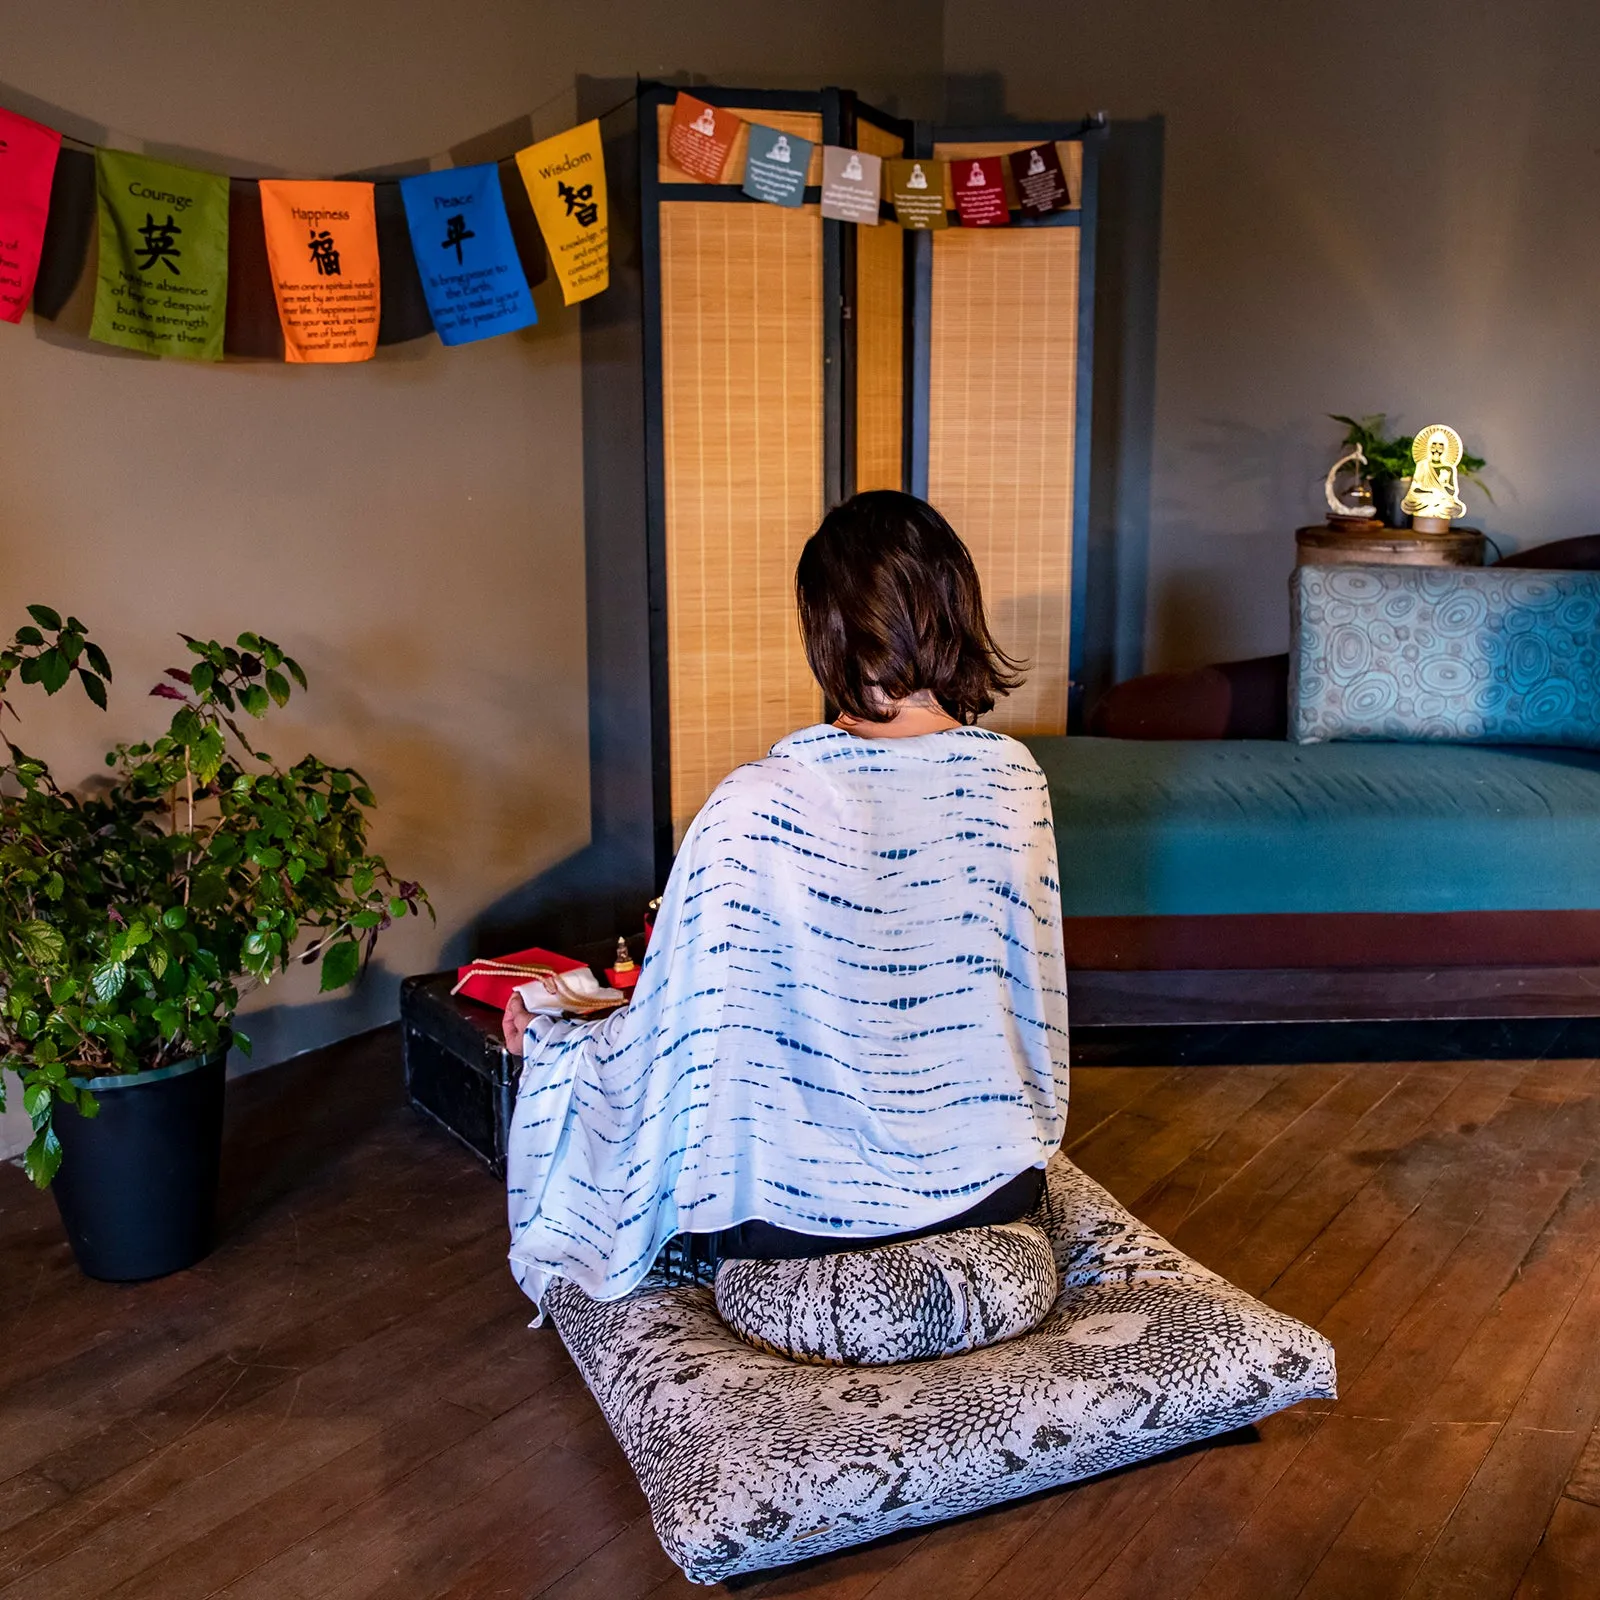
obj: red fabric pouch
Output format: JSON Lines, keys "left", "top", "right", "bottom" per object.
{"left": 453, "top": 946, "right": 588, "bottom": 1010}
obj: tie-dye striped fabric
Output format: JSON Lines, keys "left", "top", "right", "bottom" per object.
{"left": 507, "top": 724, "right": 1071, "bottom": 1319}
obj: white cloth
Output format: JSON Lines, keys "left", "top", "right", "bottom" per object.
{"left": 506, "top": 724, "right": 1070, "bottom": 1318}
{"left": 514, "top": 970, "right": 623, "bottom": 1015}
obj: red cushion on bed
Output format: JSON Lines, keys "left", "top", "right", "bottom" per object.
{"left": 1086, "top": 654, "right": 1288, "bottom": 740}
{"left": 1497, "top": 534, "right": 1600, "bottom": 569}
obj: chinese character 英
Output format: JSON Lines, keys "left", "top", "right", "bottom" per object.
{"left": 558, "top": 180, "right": 599, "bottom": 228}
{"left": 441, "top": 213, "right": 475, "bottom": 265}
{"left": 135, "top": 213, "right": 182, "bottom": 274}
{"left": 307, "top": 228, "right": 341, "bottom": 276}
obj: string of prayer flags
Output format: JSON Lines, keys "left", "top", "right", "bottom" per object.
{"left": 667, "top": 92, "right": 739, "bottom": 183}
{"left": 515, "top": 119, "right": 609, "bottom": 305}
{"left": 1009, "top": 142, "right": 1071, "bottom": 217}
{"left": 887, "top": 158, "right": 948, "bottom": 230}
{"left": 952, "top": 155, "right": 1009, "bottom": 227}
{"left": 91, "top": 150, "right": 229, "bottom": 360}
{"left": 224, "top": 179, "right": 284, "bottom": 359}
{"left": 258, "top": 180, "right": 380, "bottom": 362}
{"left": 0, "top": 107, "right": 62, "bottom": 323}
{"left": 398, "top": 162, "right": 536, "bottom": 346}
{"left": 820, "top": 145, "right": 881, "bottom": 225}
{"left": 741, "top": 123, "right": 811, "bottom": 208}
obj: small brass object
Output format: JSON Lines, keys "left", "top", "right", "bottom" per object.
{"left": 1401, "top": 424, "right": 1468, "bottom": 531}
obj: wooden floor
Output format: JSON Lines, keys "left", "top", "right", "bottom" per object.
{"left": 5, "top": 1037, "right": 1600, "bottom": 1599}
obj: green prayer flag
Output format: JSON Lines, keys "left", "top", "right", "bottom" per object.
{"left": 91, "top": 149, "right": 228, "bottom": 360}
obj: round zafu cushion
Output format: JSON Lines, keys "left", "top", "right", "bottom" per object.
{"left": 713, "top": 1221, "right": 1059, "bottom": 1366}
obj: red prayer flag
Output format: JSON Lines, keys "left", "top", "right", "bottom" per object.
{"left": 667, "top": 92, "right": 740, "bottom": 183}
{"left": 952, "top": 155, "right": 1009, "bottom": 227}
{"left": 0, "top": 107, "right": 63, "bottom": 323}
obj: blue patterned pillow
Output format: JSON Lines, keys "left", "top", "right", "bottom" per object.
{"left": 1291, "top": 564, "right": 1600, "bottom": 748}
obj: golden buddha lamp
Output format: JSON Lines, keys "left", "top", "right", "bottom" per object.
{"left": 1401, "top": 423, "right": 1469, "bottom": 533}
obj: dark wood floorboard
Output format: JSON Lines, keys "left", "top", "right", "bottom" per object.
{"left": 5, "top": 1029, "right": 1600, "bottom": 1598}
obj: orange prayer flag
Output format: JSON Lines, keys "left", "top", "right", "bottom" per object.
{"left": 257, "top": 180, "right": 380, "bottom": 363}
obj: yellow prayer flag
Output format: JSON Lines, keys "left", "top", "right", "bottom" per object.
{"left": 514, "top": 120, "right": 609, "bottom": 307}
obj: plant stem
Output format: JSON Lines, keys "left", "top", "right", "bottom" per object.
{"left": 183, "top": 753, "right": 194, "bottom": 905}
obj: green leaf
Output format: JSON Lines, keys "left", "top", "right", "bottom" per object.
{"left": 237, "top": 631, "right": 262, "bottom": 652}
{"left": 78, "top": 1089, "right": 99, "bottom": 1119}
{"left": 23, "top": 1124, "right": 62, "bottom": 1188}
{"left": 285, "top": 657, "right": 308, "bottom": 691}
{"left": 162, "top": 905, "right": 188, "bottom": 929}
{"left": 14, "top": 920, "right": 66, "bottom": 967}
{"left": 192, "top": 726, "right": 226, "bottom": 785}
{"left": 233, "top": 1029, "right": 252, "bottom": 1058}
{"left": 37, "top": 649, "right": 71, "bottom": 694}
{"left": 352, "top": 865, "right": 375, "bottom": 896}
{"left": 85, "top": 640, "right": 113, "bottom": 680}
{"left": 240, "top": 684, "right": 269, "bottom": 718}
{"left": 26, "top": 604, "right": 62, "bottom": 632}
{"left": 319, "top": 939, "right": 361, "bottom": 992}
{"left": 264, "top": 669, "right": 290, "bottom": 707}
{"left": 22, "top": 1082, "right": 49, "bottom": 1119}
{"left": 190, "top": 661, "right": 215, "bottom": 695}
{"left": 287, "top": 857, "right": 307, "bottom": 884}
{"left": 91, "top": 960, "right": 127, "bottom": 1003}
{"left": 15, "top": 625, "right": 43, "bottom": 646}
{"left": 77, "top": 669, "right": 108, "bottom": 709}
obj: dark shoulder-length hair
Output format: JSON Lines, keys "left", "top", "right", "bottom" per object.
{"left": 794, "top": 491, "right": 1023, "bottom": 724}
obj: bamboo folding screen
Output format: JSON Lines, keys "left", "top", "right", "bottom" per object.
{"left": 639, "top": 89, "right": 1101, "bottom": 873}
{"left": 926, "top": 140, "right": 1086, "bottom": 737}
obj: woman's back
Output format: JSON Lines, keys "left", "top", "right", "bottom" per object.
{"left": 507, "top": 721, "right": 1069, "bottom": 1315}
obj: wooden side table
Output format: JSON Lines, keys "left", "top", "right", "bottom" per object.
{"left": 1295, "top": 523, "right": 1486, "bottom": 568}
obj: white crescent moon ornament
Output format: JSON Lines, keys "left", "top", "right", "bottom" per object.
{"left": 1325, "top": 446, "right": 1378, "bottom": 520}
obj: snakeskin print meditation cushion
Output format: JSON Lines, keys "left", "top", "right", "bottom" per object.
{"left": 714, "top": 1221, "right": 1059, "bottom": 1366}
{"left": 543, "top": 1151, "right": 1337, "bottom": 1584}
{"left": 1291, "top": 564, "right": 1600, "bottom": 747}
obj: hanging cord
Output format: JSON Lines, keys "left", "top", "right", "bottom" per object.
{"left": 54, "top": 78, "right": 648, "bottom": 176}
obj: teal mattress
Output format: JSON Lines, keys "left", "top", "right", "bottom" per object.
{"left": 1023, "top": 738, "right": 1600, "bottom": 917}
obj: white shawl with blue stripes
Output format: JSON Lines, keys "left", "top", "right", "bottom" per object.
{"left": 507, "top": 724, "right": 1070, "bottom": 1317}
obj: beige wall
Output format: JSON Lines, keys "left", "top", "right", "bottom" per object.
{"left": 945, "top": 0, "right": 1600, "bottom": 669}
{"left": 0, "top": 1, "right": 944, "bottom": 1084}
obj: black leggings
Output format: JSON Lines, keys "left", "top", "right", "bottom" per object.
{"left": 695, "top": 1166, "right": 1046, "bottom": 1263}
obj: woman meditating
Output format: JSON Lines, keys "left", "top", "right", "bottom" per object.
{"left": 503, "top": 490, "right": 1070, "bottom": 1318}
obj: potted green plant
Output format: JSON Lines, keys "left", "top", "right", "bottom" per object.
{"left": 1331, "top": 414, "right": 1491, "bottom": 529}
{"left": 0, "top": 607, "right": 429, "bottom": 1280}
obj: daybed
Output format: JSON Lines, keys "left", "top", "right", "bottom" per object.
{"left": 1045, "top": 547, "right": 1600, "bottom": 1057}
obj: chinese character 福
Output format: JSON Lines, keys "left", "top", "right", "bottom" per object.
{"left": 307, "top": 229, "right": 342, "bottom": 277}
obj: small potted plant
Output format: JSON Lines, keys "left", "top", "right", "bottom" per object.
{"left": 1331, "top": 414, "right": 1491, "bottom": 528}
{"left": 0, "top": 608, "right": 429, "bottom": 1280}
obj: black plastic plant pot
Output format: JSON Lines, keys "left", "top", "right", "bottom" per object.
{"left": 50, "top": 1045, "right": 229, "bottom": 1282}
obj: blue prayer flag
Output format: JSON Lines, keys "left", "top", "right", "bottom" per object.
{"left": 398, "top": 163, "right": 536, "bottom": 346}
